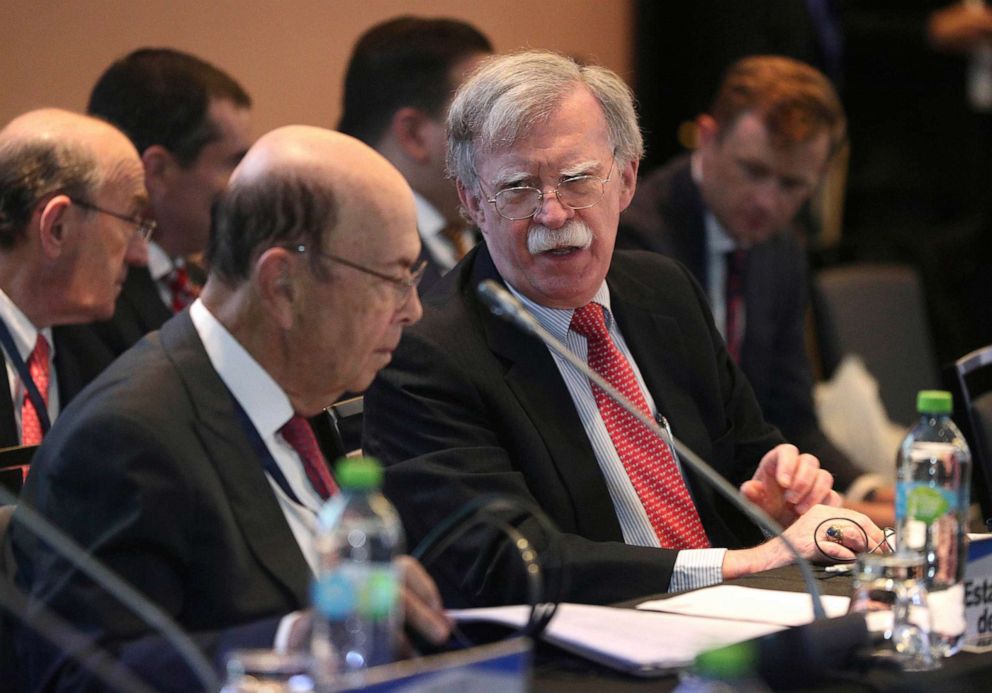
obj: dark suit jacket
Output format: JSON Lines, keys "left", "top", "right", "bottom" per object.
{"left": 89, "top": 266, "right": 173, "bottom": 357}
{"left": 415, "top": 244, "right": 446, "bottom": 295}
{"left": 9, "top": 312, "right": 313, "bottom": 691}
{"left": 363, "top": 244, "right": 782, "bottom": 608}
{"left": 0, "top": 325, "right": 114, "bottom": 448}
{"left": 618, "top": 155, "right": 863, "bottom": 491}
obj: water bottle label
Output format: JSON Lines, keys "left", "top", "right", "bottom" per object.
{"left": 897, "top": 482, "right": 956, "bottom": 524}
{"left": 312, "top": 570, "right": 356, "bottom": 620}
{"left": 312, "top": 563, "right": 399, "bottom": 621}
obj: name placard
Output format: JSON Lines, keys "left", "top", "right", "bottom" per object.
{"left": 964, "top": 534, "right": 992, "bottom": 651}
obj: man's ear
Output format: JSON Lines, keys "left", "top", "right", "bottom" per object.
{"left": 389, "top": 107, "right": 433, "bottom": 165}
{"left": 456, "top": 179, "right": 486, "bottom": 228}
{"left": 617, "top": 157, "right": 640, "bottom": 212}
{"left": 695, "top": 114, "right": 720, "bottom": 151}
{"left": 141, "top": 145, "right": 177, "bottom": 197}
{"left": 254, "top": 247, "right": 297, "bottom": 330}
{"left": 37, "top": 194, "right": 73, "bottom": 258}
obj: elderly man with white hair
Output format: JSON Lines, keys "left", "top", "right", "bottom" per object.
{"left": 363, "top": 51, "right": 886, "bottom": 608}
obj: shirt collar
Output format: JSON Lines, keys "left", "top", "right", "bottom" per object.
{"left": 705, "top": 210, "right": 739, "bottom": 254}
{"left": 189, "top": 299, "right": 294, "bottom": 438}
{"left": 506, "top": 280, "right": 613, "bottom": 344}
{"left": 147, "top": 241, "right": 175, "bottom": 282}
{"left": 413, "top": 191, "right": 446, "bottom": 240}
{"left": 0, "top": 289, "right": 54, "bottom": 360}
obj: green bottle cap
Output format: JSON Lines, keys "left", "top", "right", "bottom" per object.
{"left": 693, "top": 641, "right": 758, "bottom": 679}
{"left": 916, "top": 390, "right": 952, "bottom": 415}
{"left": 335, "top": 457, "right": 384, "bottom": 491}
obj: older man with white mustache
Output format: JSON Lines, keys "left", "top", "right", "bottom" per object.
{"left": 363, "top": 50, "right": 884, "bottom": 609}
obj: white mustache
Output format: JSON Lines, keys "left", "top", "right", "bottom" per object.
{"left": 527, "top": 220, "right": 593, "bottom": 255}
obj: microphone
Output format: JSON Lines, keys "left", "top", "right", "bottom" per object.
{"left": 0, "top": 485, "right": 220, "bottom": 691}
{"left": 476, "top": 279, "right": 829, "bottom": 615}
{"left": 476, "top": 280, "right": 871, "bottom": 686}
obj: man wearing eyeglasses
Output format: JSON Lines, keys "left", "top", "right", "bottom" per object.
{"left": 9, "top": 126, "right": 450, "bottom": 690}
{"left": 363, "top": 51, "right": 885, "bottom": 608}
{"left": 0, "top": 109, "right": 148, "bottom": 449}
{"left": 86, "top": 48, "right": 253, "bottom": 356}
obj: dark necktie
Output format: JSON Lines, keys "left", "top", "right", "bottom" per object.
{"left": 570, "top": 303, "right": 710, "bottom": 549}
{"left": 167, "top": 265, "right": 201, "bottom": 314}
{"left": 724, "top": 249, "right": 748, "bottom": 363}
{"left": 280, "top": 415, "right": 339, "bottom": 500}
{"left": 21, "top": 334, "right": 50, "bottom": 446}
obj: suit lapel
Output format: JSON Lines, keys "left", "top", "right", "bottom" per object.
{"left": 471, "top": 249, "right": 625, "bottom": 540}
{"left": 669, "top": 160, "right": 709, "bottom": 287}
{"left": 126, "top": 265, "right": 174, "bottom": 333}
{"left": 159, "top": 313, "right": 311, "bottom": 604}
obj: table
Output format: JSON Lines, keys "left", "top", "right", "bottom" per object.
{"left": 528, "top": 565, "right": 992, "bottom": 692}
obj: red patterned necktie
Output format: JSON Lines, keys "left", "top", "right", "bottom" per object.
{"left": 570, "top": 303, "right": 710, "bottom": 549}
{"left": 724, "top": 249, "right": 748, "bottom": 363}
{"left": 280, "top": 415, "right": 339, "bottom": 500}
{"left": 21, "top": 334, "right": 50, "bottom": 446}
{"left": 167, "top": 265, "right": 201, "bottom": 313}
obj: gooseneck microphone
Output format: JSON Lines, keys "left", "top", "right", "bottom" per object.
{"left": 0, "top": 485, "right": 220, "bottom": 692}
{"left": 476, "top": 279, "right": 830, "bottom": 620}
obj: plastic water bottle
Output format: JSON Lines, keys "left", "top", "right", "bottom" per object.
{"left": 311, "top": 457, "right": 404, "bottom": 686}
{"left": 895, "top": 390, "right": 971, "bottom": 656}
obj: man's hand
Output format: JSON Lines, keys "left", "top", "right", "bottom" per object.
{"left": 739, "top": 444, "right": 841, "bottom": 526}
{"left": 397, "top": 555, "right": 452, "bottom": 647}
{"left": 723, "top": 504, "right": 889, "bottom": 579}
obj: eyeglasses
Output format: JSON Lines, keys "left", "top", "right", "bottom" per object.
{"left": 287, "top": 244, "right": 426, "bottom": 308}
{"left": 72, "top": 198, "right": 156, "bottom": 242}
{"left": 484, "top": 157, "right": 616, "bottom": 221}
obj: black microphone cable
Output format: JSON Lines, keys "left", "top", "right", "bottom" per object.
{"left": 0, "top": 577, "right": 156, "bottom": 693}
{"left": 0, "top": 486, "right": 220, "bottom": 692}
{"left": 412, "top": 494, "right": 565, "bottom": 640}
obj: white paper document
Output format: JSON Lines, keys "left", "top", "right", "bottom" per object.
{"left": 448, "top": 603, "right": 785, "bottom": 675}
{"left": 637, "top": 584, "right": 851, "bottom": 626}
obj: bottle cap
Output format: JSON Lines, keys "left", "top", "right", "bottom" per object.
{"left": 693, "top": 640, "right": 758, "bottom": 679}
{"left": 916, "top": 390, "right": 952, "bottom": 415}
{"left": 335, "top": 457, "right": 384, "bottom": 491}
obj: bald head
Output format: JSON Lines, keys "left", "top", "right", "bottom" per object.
{"left": 0, "top": 109, "right": 142, "bottom": 249}
{"left": 208, "top": 125, "right": 416, "bottom": 284}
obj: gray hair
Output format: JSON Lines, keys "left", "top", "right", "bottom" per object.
{"left": 446, "top": 50, "right": 643, "bottom": 191}
{"left": 0, "top": 138, "right": 101, "bottom": 249}
{"left": 206, "top": 173, "right": 338, "bottom": 284}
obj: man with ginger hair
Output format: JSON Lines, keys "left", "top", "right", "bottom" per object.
{"left": 619, "top": 56, "right": 891, "bottom": 516}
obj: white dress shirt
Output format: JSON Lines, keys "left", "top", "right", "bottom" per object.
{"left": 0, "top": 289, "right": 58, "bottom": 441}
{"left": 508, "top": 283, "right": 726, "bottom": 592}
{"left": 190, "top": 299, "right": 328, "bottom": 646}
{"left": 413, "top": 192, "right": 474, "bottom": 273}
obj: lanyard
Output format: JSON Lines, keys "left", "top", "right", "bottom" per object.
{"left": 0, "top": 318, "right": 51, "bottom": 435}
{"left": 230, "top": 394, "right": 306, "bottom": 507}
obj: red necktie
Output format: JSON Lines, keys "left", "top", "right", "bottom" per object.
{"left": 21, "top": 334, "right": 50, "bottom": 446}
{"left": 570, "top": 303, "right": 710, "bottom": 549}
{"left": 280, "top": 415, "right": 339, "bottom": 500}
{"left": 724, "top": 250, "right": 748, "bottom": 363}
{"left": 167, "top": 265, "right": 201, "bottom": 313}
